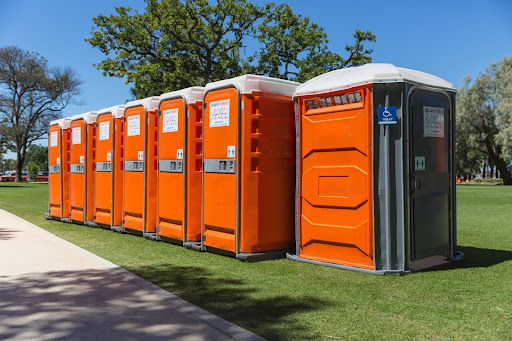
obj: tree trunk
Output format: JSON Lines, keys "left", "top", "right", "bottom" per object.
{"left": 497, "top": 164, "right": 511, "bottom": 185}
{"left": 482, "top": 160, "right": 486, "bottom": 178}
{"left": 15, "top": 154, "right": 24, "bottom": 182}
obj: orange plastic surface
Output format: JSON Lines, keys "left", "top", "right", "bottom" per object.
{"left": 48, "top": 124, "right": 62, "bottom": 218}
{"left": 203, "top": 89, "right": 295, "bottom": 254}
{"left": 113, "top": 117, "right": 124, "bottom": 226}
{"left": 61, "top": 128, "right": 70, "bottom": 219}
{"left": 123, "top": 106, "right": 158, "bottom": 233}
{"left": 158, "top": 99, "right": 203, "bottom": 243}
{"left": 203, "top": 88, "right": 238, "bottom": 252}
{"left": 157, "top": 98, "right": 185, "bottom": 241}
{"left": 86, "top": 122, "right": 96, "bottom": 222}
{"left": 69, "top": 119, "right": 86, "bottom": 222}
{"left": 94, "top": 113, "right": 114, "bottom": 226}
{"left": 297, "top": 85, "right": 374, "bottom": 270}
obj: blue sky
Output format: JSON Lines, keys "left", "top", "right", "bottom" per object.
{"left": 1, "top": 0, "right": 511, "bottom": 158}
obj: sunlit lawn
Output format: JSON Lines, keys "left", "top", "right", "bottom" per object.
{"left": 1, "top": 182, "right": 511, "bottom": 340}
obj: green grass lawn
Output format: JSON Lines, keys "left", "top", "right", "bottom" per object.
{"left": 1, "top": 183, "right": 511, "bottom": 340}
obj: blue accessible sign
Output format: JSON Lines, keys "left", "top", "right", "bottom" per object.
{"left": 378, "top": 106, "right": 397, "bottom": 125}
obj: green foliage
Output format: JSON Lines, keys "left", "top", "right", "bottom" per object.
{"left": 86, "top": 0, "right": 376, "bottom": 98}
{"left": 25, "top": 144, "right": 48, "bottom": 172}
{"left": 26, "top": 161, "right": 40, "bottom": 180}
{"left": 0, "top": 45, "right": 81, "bottom": 182}
{"left": 456, "top": 55, "right": 512, "bottom": 184}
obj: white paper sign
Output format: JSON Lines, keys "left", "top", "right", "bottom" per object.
{"left": 423, "top": 106, "right": 444, "bottom": 138}
{"left": 209, "top": 99, "right": 230, "bottom": 128}
{"left": 99, "top": 121, "right": 110, "bottom": 141}
{"left": 227, "top": 145, "right": 235, "bottom": 158}
{"left": 72, "top": 127, "right": 81, "bottom": 145}
{"left": 138, "top": 151, "right": 143, "bottom": 161}
{"left": 50, "top": 131, "right": 58, "bottom": 147}
{"left": 107, "top": 153, "right": 111, "bottom": 161}
{"left": 127, "top": 115, "right": 140, "bottom": 137}
{"left": 80, "top": 156, "right": 84, "bottom": 164}
{"left": 177, "top": 149, "right": 183, "bottom": 159}
{"left": 56, "top": 158, "right": 60, "bottom": 165}
{"left": 162, "top": 108, "right": 179, "bottom": 133}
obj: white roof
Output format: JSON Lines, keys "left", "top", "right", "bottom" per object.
{"left": 205, "top": 74, "right": 300, "bottom": 97}
{"left": 70, "top": 111, "right": 98, "bottom": 124}
{"left": 294, "top": 63, "right": 455, "bottom": 97}
{"left": 160, "top": 86, "right": 205, "bottom": 104}
{"left": 98, "top": 105, "right": 126, "bottom": 119}
{"left": 126, "top": 96, "right": 160, "bottom": 112}
{"left": 50, "top": 117, "right": 71, "bottom": 129}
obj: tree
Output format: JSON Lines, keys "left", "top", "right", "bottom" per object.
{"left": 0, "top": 46, "right": 81, "bottom": 182}
{"left": 25, "top": 144, "right": 48, "bottom": 172}
{"left": 26, "top": 161, "right": 40, "bottom": 180}
{"left": 86, "top": 0, "right": 376, "bottom": 98}
{"left": 456, "top": 56, "right": 512, "bottom": 185}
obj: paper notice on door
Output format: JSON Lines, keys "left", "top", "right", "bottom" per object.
{"left": 72, "top": 127, "right": 81, "bottom": 144}
{"left": 107, "top": 153, "right": 111, "bottom": 161}
{"left": 50, "top": 131, "right": 58, "bottom": 147}
{"left": 138, "top": 151, "right": 143, "bottom": 161}
{"left": 127, "top": 115, "right": 140, "bottom": 136}
{"left": 80, "top": 156, "right": 84, "bottom": 164}
{"left": 162, "top": 108, "right": 179, "bottom": 133}
{"left": 209, "top": 99, "right": 230, "bottom": 127}
{"left": 423, "top": 106, "right": 444, "bottom": 137}
{"left": 56, "top": 158, "right": 60, "bottom": 165}
{"left": 99, "top": 121, "right": 110, "bottom": 140}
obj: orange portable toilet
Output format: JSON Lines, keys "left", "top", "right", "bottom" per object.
{"left": 202, "top": 75, "right": 300, "bottom": 260}
{"left": 47, "top": 117, "right": 71, "bottom": 221}
{"left": 69, "top": 112, "right": 98, "bottom": 224}
{"left": 157, "top": 87, "right": 204, "bottom": 246}
{"left": 289, "top": 63, "right": 463, "bottom": 274}
{"left": 93, "top": 105, "right": 126, "bottom": 230}
{"left": 122, "top": 97, "right": 160, "bottom": 237}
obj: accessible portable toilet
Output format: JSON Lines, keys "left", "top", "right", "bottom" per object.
{"left": 69, "top": 112, "right": 98, "bottom": 224}
{"left": 157, "top": 87, "right": 204, "bottom": 246}
{"left": 202, "top": 75, "right": 300, "bottom": 260}
{"left": 289, "top": 63, "right": 464, "bottom": 274}
{"left": 93, "top": 105, "right": 126, "bottom": 230}
{"left": 122, "top": 96, "right": 160, "bottom": 236}
{"left": 47, "top": 117, "right": 71, "bottom": 221}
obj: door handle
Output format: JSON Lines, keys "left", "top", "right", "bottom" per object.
{"left": 412, "top": 173, "right": 421, "bottom": 193}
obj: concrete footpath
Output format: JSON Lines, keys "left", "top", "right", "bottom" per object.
{"left": 0, "top": 209, "right": 265, "bottom": 341}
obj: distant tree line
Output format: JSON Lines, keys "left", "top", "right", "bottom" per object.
{"left": 456, "top": 55, "right": 512, "bottom": 185}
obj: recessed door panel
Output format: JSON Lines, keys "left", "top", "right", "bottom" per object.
{"left": 203, "top": 88, "right": 238, "bottom": 252}
{"left": 409, "top": 89, "right": 451, "bottom": 260}
{"left": 123, "top": 107, "right": 145, "bottom": 230}
{"left": 69, "top": 119, "right": 86, "bottom": 222}
{"left": 95, "top": 113, "right": 114, "bottom": 225}
{"left": 48, "top": 125, "right": 62, "bottom": 218}
{"left": 158, "top": 98, "right": 186, "bottom": 240}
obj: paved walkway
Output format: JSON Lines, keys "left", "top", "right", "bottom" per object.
{"left": 0, "top": 209, "right": 264, "bottom": 341}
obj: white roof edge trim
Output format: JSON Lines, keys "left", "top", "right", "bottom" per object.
{"left": 293, "top": 63, "right": 455, "bottom": 97}
{"left": 98, "top": 105, "right": 127, "bottom": 119}
{"left": 50, "top": 117, "right": 72, "bottom": 128}
{"left": 70, "top": 111, "right": 99, "bottom": 124}
{"left": 126, "top": 96, "right": 160, "bottom": 112}
{"left": 204, "top": 74, "right": 300, "bottom": 97}
{"left": 160, "top": 86, "right": 205, "bottom": 103}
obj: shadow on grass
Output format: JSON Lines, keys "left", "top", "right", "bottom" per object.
{"left": 0, "top": 184, "right": 35, "bottom": 188}
{"left": 129, "top": 264, "right": 329, "bottom": 341}
{"left": 424, "top": 245, "right": 512, "bottom": 272}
